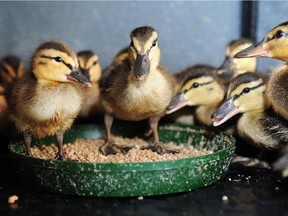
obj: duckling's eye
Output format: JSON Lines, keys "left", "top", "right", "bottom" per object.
{"left": 192, "top": 83, "right": 199, "bottom": 88}
{"left": 242, "top": 87, "right": 250, "bottom": 93}
{"left": 275, "top": 30, "right": 285, "bottom": 39}
{"left": 151, "top": 39, "right": 157, "bottom": 48}
{"left": 93, "top": 61, "right": 98, "bottom": 66}
{"left": 54, "top": 57, "right": 63, "bottom": 62}
{"left": 130, "top": 41, "right": 134, "bottom": 48}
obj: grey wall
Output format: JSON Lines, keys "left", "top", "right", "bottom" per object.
{"left": 0, "top": 1, "right": 287, "bottom": 73}
{"left": 0, "top": 1, "right": 240, "bottom": 73}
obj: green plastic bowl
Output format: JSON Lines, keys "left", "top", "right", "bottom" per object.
{"left": 8, "top": 123, "right": 235, "bottom": 197}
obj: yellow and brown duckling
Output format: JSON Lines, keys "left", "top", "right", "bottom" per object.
{"left": 9, "top": 41, "right": 92, "bottom": 160}
{"left": 212, "top": 72, "right": 288, "bottom": 150}
{"left": 0, "top": 55, "right": 24, "bottom": 85}
{"left": 212, "top": 72, "right": 288, "bottom": 176}
{"left": 234, "top": 21, "right": 288, "bottom": 177}
{"left": 217, "top": 38, "right": 257, "bottom": 79}
{"left": 234, "top": 21, "right": 288, "bottom": 122}
{"left": 100, "top": 26, "right": 178, "bottom": 155}
{"left": 77, "top": 50, "right": 103, "bottom": 121}
{"left": 0, "top": 55, "right": 24, "bottom": 130}
{"left": 166, "top": 64, "right": 225, "bottom": 127}
{"left": 0, "top": 84, "right": 7, "bottom": 119}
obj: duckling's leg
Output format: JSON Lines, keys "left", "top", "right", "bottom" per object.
{"left": 23, "top": 132, "right": 32, "bottom": 156}
{"left": 104, "top": 114, "right": 113, "bottom": 142}
{"left": 142, "top": 116, "right": 179, "bottom": 155}
{"left": 99, "top": 114, "right": 132, "bottom": 156}
{"left": 54, "top": 132, "right": 67, "bottom": 161}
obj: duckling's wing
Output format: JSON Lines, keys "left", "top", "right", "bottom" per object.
{"left": 259, "top": 108, "right": 288, "bottom": 148}
{"left": 99, "top": 59, "right": 130, "bottom": 98}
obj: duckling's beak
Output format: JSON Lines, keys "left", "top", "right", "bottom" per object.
{"left": 67, "top": 68, "right": 92, "bottom": 87}
{"left": 234, "top": 40, "right": 269, "bottom": 58}
{"left": 216, "top": 56, "right": 235, "bottom": 76}
{"left": 134, "top": 53, "right": 150, "bottom": 80}
{"left": 166, "top": 92, "right": 188, "bottom": 114}
{"left": 80, "top": 68, "right": 91, "bottom": 81}
{"left": 212, "top": 97, "right": 239, "bottom": 127}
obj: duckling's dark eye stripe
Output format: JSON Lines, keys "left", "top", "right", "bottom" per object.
{"left": 41, "top": 55, "right": 72, "bottom": 70}
{"left": 233, "top": 83, "right": 264, "bottom": 100}
{"left": 266, "top": 31, "right": 288, "bottom": 42}
{"left": 183, "top": 80, "right": 213, "bottom": 93}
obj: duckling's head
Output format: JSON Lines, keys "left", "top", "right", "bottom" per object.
{"left": 32, "top": 41, "right": 92, "bottom": 87}
{"left": 212, "top": 72, "right": 268, "bottom": 126}
{"left": 77, "top": 50, "right": 101, "bottom": 83}
{"left": 0, "top": 55, "right": 24, "bottom": 84}
{"left": 129, "top": 26, "right": 160, "bottom": 80}
{"left": 235, "top": 21, "right": 288, "bottom": 62}
{"left": 217, "top": 39, "right": 257, "bottom": 77}
{"left": 166, "top": 65, "right": 224, "bottom": 114}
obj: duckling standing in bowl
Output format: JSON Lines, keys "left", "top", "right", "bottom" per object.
{"left": 100, "top": 26, "right": 178, "bottom": 155}
{"left": 9, "top": 41, "right": 92, "bottom": 160}
{"left": 166, "top": 64, "right": 225, "bottom": 127}
{"left": 77, "top": 50, "right": 103, "bottom": 122}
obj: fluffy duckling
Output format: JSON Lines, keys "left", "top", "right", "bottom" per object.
{"left": 100, "top": 26, "right": 178, "bottom": 155}
{"left": 217, "top": 38, "right": 257, "bottom": 78}
{"left": 0, "top": 55, "right": 24, "bottom": 130}
{"left": 77, "top": 50, "right": 103, "bottom": 121}
{"left": 212, "top": 72, "right": 288, "bottom": 150}
{"left": 212, "top": 72, "right": 288, "bottom": 176}
{"left": 166, "top": 64, "right": 225, "bottom": 127}
{"left": 9, "top": 41, "right": 92, "bottom": 160}
{"left": 234, "top": 21, "right": 288, "bottom": 177}
{"left": 0, "top": 55, "right": 24, "bottom": 85}
{"left": 0, "top": 85, "right": 7, "bottom": 119}
{"left": 234, "top": 21, "right": 288, "bottom": 122}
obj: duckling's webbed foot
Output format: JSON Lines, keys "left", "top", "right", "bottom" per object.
{"left": 99, "top": 141, "right": 133, "bottom": 156}
{"left": 203, "top": 129, "right": 218, "bottom": 139}
{"left": 54, "top": 152, "right": 68, "bottom": 161}
{"left": 141, "top": 142, "right": 180, "bottom": 155}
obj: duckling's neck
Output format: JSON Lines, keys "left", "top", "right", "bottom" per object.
{"left": 37, "top": 78, "right": 67, "bottom": 86}
{"left": 195, "top": 101, "right": 222, "bottom": 126}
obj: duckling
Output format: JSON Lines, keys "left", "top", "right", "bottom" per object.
{"left": 212, "top": 72, "right": 288, "bottom": 150}
{"left": 100, "top": 26, "right": 178, "bottom": 155}
{"left": 217, "top": 38, "right": 257, "bottom": 79}
{"left": 9, "top": 41, "right": 92, "bottom": 160}
{"left": 77, "top": 50, "right": 103, "bottom": 121}
{"left": 212, "top": 72, "right": 288, "bottom": 176}
{"left": 166, "top": 64, "right": 225, "bottom": 127}
{"left": 0, "top": 55, "right": 24, "bottom": 130}
{"left": 0, "top": 55, "right": 24, "bottom": 85}
{"left": 234, "top": 21, "right": 288, "bottom": 122}
{"left": 0, "top": 84, "right": 7, "bottom": 118}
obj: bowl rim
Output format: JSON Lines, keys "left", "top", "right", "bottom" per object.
{"left": 8, "top": 124, "right": 236, "bottom": 173}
